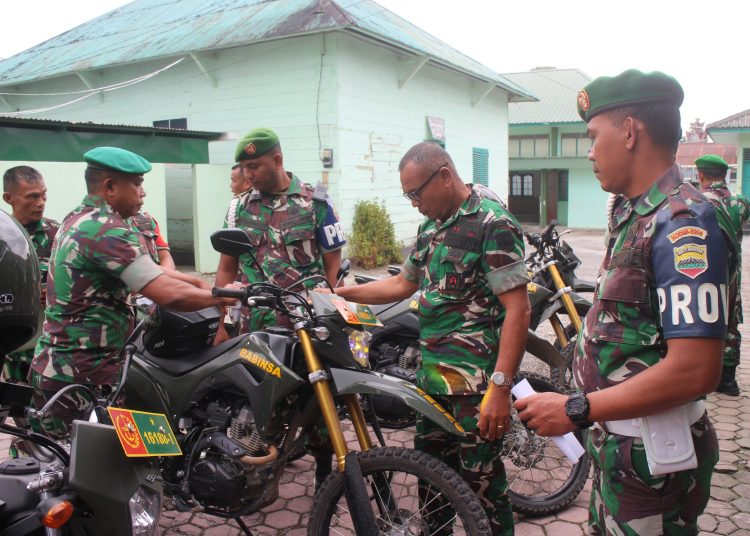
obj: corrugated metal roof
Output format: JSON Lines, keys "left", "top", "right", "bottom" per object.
{"left": 0, "top": 0, "right": 534, "bottom": 101}
{"left": 503, "top": 68, "right": 591, "bottom": 124}
{"left": 706, "top": 109, "right": 750, "bottom": 130}
{"left": 676, "top": 142, "right": 737, "bottom": 166}
{"left": 0, "top": 115, "right": 224, "bottom": 139}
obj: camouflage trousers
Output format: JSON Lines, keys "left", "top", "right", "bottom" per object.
{"left": 415, "top": 394, "right": 513, "bottom": 536}
{"left": 29, "top": 372, "right": 109, "bottom": 441}
{"left": 724, "top": 293, "right": 742, "bottom": 367}
{"left": 2, "top": 348, "right": 34, "bottom": 384}
{"left": 588, "top": 413, "right": 718, "bottom": 535}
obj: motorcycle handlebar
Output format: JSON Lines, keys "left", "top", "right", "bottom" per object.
{"left": 212, "top": 287, "right": 247, "bottom": 300}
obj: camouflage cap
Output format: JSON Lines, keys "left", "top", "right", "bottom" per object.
{"left": 234, "top": 128, "right": 280, "bottom": 161}
{"left": 695, "top": 154, "right": 729, "bottom": 174}
{"left": 84, "top": 147, "right": 152, "bottom": 174}
{"left": 576, "top": 69, "right": 684, "bottom": 122}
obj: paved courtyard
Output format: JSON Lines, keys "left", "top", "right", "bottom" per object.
{"left": 4, "top": 229, "right": 749, "bottom": 535}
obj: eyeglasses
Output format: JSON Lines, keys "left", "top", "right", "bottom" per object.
{"left": 402, "top": 162, "right": 449, "bottom": 201}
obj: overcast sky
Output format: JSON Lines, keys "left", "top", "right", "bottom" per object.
{"left": 2, "top": 0, "right": 747, "bottom": 130}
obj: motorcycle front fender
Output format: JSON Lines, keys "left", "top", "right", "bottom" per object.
{"left": 525, "top": 330, "right": 567, "bottom": 369}
{"left": 69, "top": 421, "right": 163, "bottom": 536}
{"left": 330, "top": 368, "right": 466, "bottom": 436}
{"left": 538, "top": 291, "right": 591, "bottom": 325}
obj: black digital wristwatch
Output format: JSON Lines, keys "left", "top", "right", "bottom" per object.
{"left": 565, "top": 392, "right": 592, "bottom": 429}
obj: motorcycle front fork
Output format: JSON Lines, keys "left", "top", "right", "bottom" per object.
{"left": 296, "top": 327, "right": 372, "bottom": 472}
{"left": 547, "top": 263, "right": 582, "bottom": 349}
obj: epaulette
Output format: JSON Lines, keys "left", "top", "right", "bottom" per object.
{"left": 312, "top": 182, "right": 328, "bottom": 202}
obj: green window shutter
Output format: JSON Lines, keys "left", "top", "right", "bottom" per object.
{"left": 473, "top": 147, "right": 489, "bottom": 186}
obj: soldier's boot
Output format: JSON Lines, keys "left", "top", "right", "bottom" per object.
{"left": 716, "top": 366, "right": 740, "bottom": 396}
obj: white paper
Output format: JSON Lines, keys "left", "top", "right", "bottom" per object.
{"left": 511, "top": 378, "right": 585, "bottom": 464}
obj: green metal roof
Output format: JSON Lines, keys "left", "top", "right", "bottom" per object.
{"left": 0, "top": 0, "right": 535, "bottom": 102}
{"left": 503, "top": 68, "right": 591, "bottom": 124}
{"left": 0, "top": 116, "right": 223, "bottom": 163}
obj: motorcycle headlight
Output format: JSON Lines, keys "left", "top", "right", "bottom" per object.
{"left": 129, "top": 485, "right": 161, "bottom": 536}
{"left": 347, "top": 329, "right": 372, "bottom": 368}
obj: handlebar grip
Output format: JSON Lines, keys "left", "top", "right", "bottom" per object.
{"left": 212, "top": 287, "right": 246, "bottom": 299}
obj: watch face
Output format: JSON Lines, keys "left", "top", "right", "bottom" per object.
{"left": 568, "top": 398, "right": 583, "bottom": 413}
{"left": 491, "top": 372, "right": 506, "bottom": 385}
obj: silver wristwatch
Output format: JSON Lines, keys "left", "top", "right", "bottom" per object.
{"left": 489, "top": 371, "right": 513, "bottom": 388}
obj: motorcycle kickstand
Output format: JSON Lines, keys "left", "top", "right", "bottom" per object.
{"left": 234, "top": 517, "right": 254, "bottom": 535}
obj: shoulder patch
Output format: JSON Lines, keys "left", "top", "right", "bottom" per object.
{"left": 667, "top": 226, "right": 707, "bottom": 243}
{"left": 312, "top": 182, "right": 328, "bottom": 202}
{"left": 673, "top": 243, "right": 708, "bottom": 279}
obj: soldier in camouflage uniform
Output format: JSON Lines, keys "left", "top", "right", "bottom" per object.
{"left": 516, "top": 70, "right": 736, "bottom": 535}
{"left": 214, "top": 128, "right": 346, "bottom": 487}
{"left": 2, "top": 166, "right": 59, "bottom": 384}
{"left": 30, "top": 147, "right": 237, "bottom": 438}
{"left": 214, "top": 128, "right": 346, "bottom": 333}
{"left": 695, "top": 154, "right": 750, "bottom": 396}
{"left": 130, "top": 208, "right": 175, "bottom": 270}
{"left": 333, "top": 142, "right": 531, "bottom": 535}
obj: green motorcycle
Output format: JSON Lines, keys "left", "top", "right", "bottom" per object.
{"left": 115, "top": 228, "right": 492, "bottom": 535}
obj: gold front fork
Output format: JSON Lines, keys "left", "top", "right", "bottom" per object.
{"left": 296, "top": 326, "right": 372, "bottom": 472}
{"left": 548, "top": 262, "right": 582, "bottom": 343}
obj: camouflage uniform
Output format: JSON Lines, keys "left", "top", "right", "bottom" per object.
{"left": 700, "top": 182, "right": 750, "bottom": 368}
{"left": 130, "top": 210, "right": 170, "bottom": 265}
{"left": 3, "top": 217, "right": 59, "bottom": 383}
{"left": 573, "top": 166, "right": 735, "bottom": 534}
{"left": 402, "top": 185, "right": 529, "bottom": 535}
{"left": 225, "top": 174, "right": 345, "bottom": 332}
{"left": 30, "top": 195, "right": 162, "bottom": 437}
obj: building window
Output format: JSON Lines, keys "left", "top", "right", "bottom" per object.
{"left": 472, "top": 147, "right": 489, "bottom": 186}
{"left": 153, "top": 118, "right": 188, "bottom": 130}
{"left": 559, "top": 171, "right": 569, "bottom": 201}
{"left": 509, "top": 136, "right": 549, "bottom": 158}
{"left": 560, "top": 134, "right": 591, "bottom": 157}
{"left": 511, "top": 174, "right": 535, "bottom": 196}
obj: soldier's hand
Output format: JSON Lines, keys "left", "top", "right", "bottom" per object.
{"left": 312, "top": 287, "right": 333, "bottom": 294}
{"left": 214, "top": 323, "right": 230, "bottom": 346}
{"left": 514, "top": 392, "right": 575, "bottom": 437}
{"left": 478, "top": 386, "right": 511, "bottom": 441}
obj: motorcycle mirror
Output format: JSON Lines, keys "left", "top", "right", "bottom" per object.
{"left": 387, "top": 265, "right": 402, "bottom": 276}
{"left": 210, "top": 228, "right": 253, "bottom": 256}
{"left": 210, "top": 228, "right": 265, "bottom": 278}
{"left": 337, "top": 259, "right": 352, "bottom": 281}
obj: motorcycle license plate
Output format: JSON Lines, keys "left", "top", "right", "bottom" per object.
{"left": 330, "top": 297, "right": 383, "bottom": 326}
{"left": 108, "top": 408, "right": 182, "bottom": 457}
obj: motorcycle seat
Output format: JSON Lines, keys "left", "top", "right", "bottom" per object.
{"left": 142, "top": 337, "right": 243, "bottom": 376}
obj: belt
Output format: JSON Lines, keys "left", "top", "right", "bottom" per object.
{"left": 599, "top": 400, "right": 705, "bottom": 438}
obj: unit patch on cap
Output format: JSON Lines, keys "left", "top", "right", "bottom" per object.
{"left": 245, "top": 143, "right": 257, "bottom": 156}
{"left": 577, "top": 90, "right": 591, "bottom": 112}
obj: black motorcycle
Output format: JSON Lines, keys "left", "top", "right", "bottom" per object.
{"left": 113, "top": 228, "right": 492, "bottom": 535}
{"left": 350, "top": 274, "right": 590, "bottom": 517}
{"left": 0, "top": 380, "right": 164, "bottom": 535}
{"left": 524, "top": 221, "right": 593, "bottom": 385}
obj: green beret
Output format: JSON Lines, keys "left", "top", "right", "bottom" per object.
{"left": 234, "top": 128, "right": 280, "bottom": 161}
{"left": 84, "top": 147, "right": 152, "bottom": 174}
{"left": 695, "top": 154, "right": 728, "bottom": 174}
{"left": 577, "top": 69, "right": 684, "bottom": 122}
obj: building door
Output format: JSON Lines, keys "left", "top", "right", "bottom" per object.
{"left": 508, "top": 171, "right": 540, "bottom": 224}
{"left": 743, "top": 149, "right": 750, "bottom": 199}
{"left": 545, "top": 170, "right": 559, "bottom": 224}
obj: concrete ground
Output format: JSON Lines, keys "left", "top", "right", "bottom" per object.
{"left": 4, "top": 228, "right": 749, "bottom": 535}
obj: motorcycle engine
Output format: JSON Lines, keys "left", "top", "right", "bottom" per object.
{"left": 188, "top": 404, "right": 274, "bottom": 511}
{"left": 371, "top": 342, "right": 420, "bottom": 427}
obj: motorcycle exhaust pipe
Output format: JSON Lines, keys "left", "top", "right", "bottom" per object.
{"left": 240, "top": 444, "right": 279, "bottom": 466}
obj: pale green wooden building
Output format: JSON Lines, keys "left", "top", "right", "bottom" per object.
{"left": 503, "top": 68, "right": 609, "bottom": 229}
{"left": 707, "top": 110, "right": 750, "bottom": 200}
{"left": 0, "top": 0, "right": 535, "bottom": 271}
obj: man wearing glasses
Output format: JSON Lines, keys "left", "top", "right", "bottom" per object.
{"left": 332, "top": 141, "right": 531, "bottom": 535}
